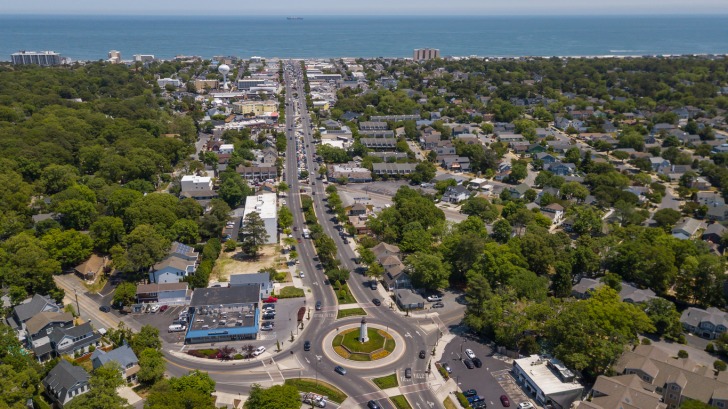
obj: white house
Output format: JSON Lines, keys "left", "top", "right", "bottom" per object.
{"left": 229, "top": 272, "right": 273, "bottom": 298}
{"left": 513, "top": 355, "right": 584, "bottom": 409}
{"left": 242, "top": 193, "right": 278, "bottom": 244}
{"left": 180, "top": 175, "right": 213, "bottom": 193}
{"left": 219, "top": 144, "right": 235, "bottom": 155}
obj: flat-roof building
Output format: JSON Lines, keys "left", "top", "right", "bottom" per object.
{"left": 243, "top": 193, "right": 278, "bottom": 245}
{"left": 11, "top": 50, "right": 62, "bottom": 66}
{"left": 513, "top": 355, "right": 584, "bottom": 409}
{"left": 185, "top": 286, "right": 260, "bottom": 344}
{"left": 413, "top": 48, "right": 440, "bottom": 61}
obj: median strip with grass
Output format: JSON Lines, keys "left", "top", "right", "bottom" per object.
{"left": 372, "top": 373, "right": 398, "bottom": 389}
{"left": 391, "top": 395, "right": 413, "bottom": 409}
{"left": 336, "top": 307, "right": 366, "bottom": 319}
{"left": 284, "top": 379, "right": 347, "bottom": 403}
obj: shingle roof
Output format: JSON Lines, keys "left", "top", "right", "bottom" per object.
{"left": 91, "top": 344, "right": 138, "bottom": 370}
{"left": 13, "top": 294, "right": 59, "bottom": 323}
{"left": 25, "top": 312, "right": 73, "bottom": 336}
{"left": 229, "top": 272, "right": 271, "bottom": 286}
{"left": 43, "top": 360, "right": 89, "bottom": 403}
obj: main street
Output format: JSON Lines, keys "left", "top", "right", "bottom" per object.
{"left": 159, "top": 61, "right": 448, "bottom": 409}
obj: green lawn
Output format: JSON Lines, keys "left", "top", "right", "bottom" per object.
{"left": 336, "top": 283, "right": 358, "bottom": 304}
{"left": 443, "top": 397, "right": 458, "bottom": 409}
{"left": 337, "top": 308, "right": 367, "bottom": 319}
{"left": 391, "top": 395, "right": 413, "bottom": 409}
{"left": 284, "top": 379, "right": 347, "bottom": 403}
{"left": 372, "top": 373, "right": 398, "bottom": 389}
{"left": 341, "top": 328, "right": 386, "bottom": 353}
{"left": 278, "top": 286, "right": 305, "bottom": 298}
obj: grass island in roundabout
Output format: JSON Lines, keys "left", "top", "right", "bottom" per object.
{"left": 332, "top": 326, "right": 396, "bottom": 361}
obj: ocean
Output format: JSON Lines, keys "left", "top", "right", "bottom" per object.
{"left": 1, "top": 15, "right": 728, "bottom": 61}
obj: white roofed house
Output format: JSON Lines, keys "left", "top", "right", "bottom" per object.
{"left": 179, "top": 175, "right": 218, "bottom": 205}
{"left": 513, "top": 355, "right": 584, "bottom": 409}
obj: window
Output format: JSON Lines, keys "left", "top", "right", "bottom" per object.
{"left": 717, "top": 402, "right": 725, "bottom": 408}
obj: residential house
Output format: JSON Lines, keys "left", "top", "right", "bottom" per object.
{"left": 574, "top": 374, "right": 667, "bottom": 409}
{"left": 43, "top": 360, "right": 90, "bottom": 407}
{"left": 691, "top": 177, "right": 711, "bottom": 191}
{"left": 707, "top": 204, "right": 728, "bottom": 221}
{"left": 91, "top": 344, "right": 140, "bottom": 383}
{"left": 394, "top": 289, "right": 425, "bottom": 310}
{"left": 348, "top": 203, "right": 367, "bottom": 216}
{"left": 348, "top": 215, "right": 370, "bottom": 235}
{"left": 540, "top": 203, "right": 565, "bottom": 225}
{"left": 571, "top": 278, "right": 657, "bottom": 304}
{"left": 372, "top": 163, "right": 417, "bottom": 176}
{"left": 229, "top": 272, "right": 273, "bottom": 299}
{"left": 360, "top": 138, "right": 397, "bottom": 150}
{"left": 371, "top": 242, "right": 400, "bottom": 261}
{"left": 534, "top": 152, "right": 559, "bottom": 164}
{"left": 31, "top": 321, "right": 101, "bottom": 362}
{"left": 614, "top": 344, "right": 728, "bottom": 408}
{"left": 136, "top": 282, "right": 190, "bottom": 305}
{"left": 149, "top": 256, "right": 196, "bottom": 284}
{"left": 7, "top": 294, "right": 61, "bottom": 331}
{"left": 420, "top": 134, "right": 442, "bottom": 150}
{"left": 329, "top": 163, "right": 372, "bottom": 183}
{"left": 442, "top": 185, "right": 470, "bottom": 203}
{"left": 681, "top": 307, "right": 728, "bottom": 340}
{"left": 671, "top": 218, "right": 703, "bottom": 240}
{"left": 702, "top": 223, "right": 727, "bottom": 245}
{"left": 544, "top": 162, "right": 576, "bottom": 176}
{"left": 73, "top": 255, "right": 109, "bottom": 282}
{"left": 439, "top": 156, "right": 471, "bottom": 172}
{"left": 359, "top": 121, "right": 388, "bottom": 131}
{"left": 508, "top": 183, "right": 531, "bottom": 200}
{"left": 236, "top": 165, "right": 277, "bottom": 183}
{"left": 695, "top": 192, "right": 725, "bottom": 207}
{"left": 24, "top": 312, "right": 74, "bottom": 342}
{"left": 649, "top": 157, "right": 671, "bottom": 172}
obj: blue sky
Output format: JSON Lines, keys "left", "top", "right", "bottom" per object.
{"left": 4, "top": 0, "right": 728, "bottom": 15}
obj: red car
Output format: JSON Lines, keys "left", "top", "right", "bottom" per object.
{"left": 500, "top": 395, "right": 511, "bottom": 407}
{"left": 159, "top": 305, "right": 169, "bottom": 312}
{"left": 263, "top": 297, "right": 278, "bottom": 303}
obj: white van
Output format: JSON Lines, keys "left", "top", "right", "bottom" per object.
{"left": 168, "top": 324, "right": 186, "bottom": 333}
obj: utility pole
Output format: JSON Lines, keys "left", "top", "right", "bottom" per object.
{"left": 74, "top": 290, "right": 81, "bottom": 318}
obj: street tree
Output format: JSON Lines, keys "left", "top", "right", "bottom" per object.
{"left": 278, "top": 206, "right": 293, "bottom": 229}
{"left": 112, "top": 282, "right": 137, "bottom": 307}
{"left": 239, "top": 211, "right": 269, "bottom": 257}
{"left": 244, "top": 384, "right": 301, "bottom": 409}
{"left": 137, "top": 348, "right": 165, "bottom": 385}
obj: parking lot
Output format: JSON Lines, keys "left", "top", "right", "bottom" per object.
{"left": 442, "top": 335, "right": 532, "bottom": 409}
{"left": 132, "top": 298, "right": 309, "bottom": 347}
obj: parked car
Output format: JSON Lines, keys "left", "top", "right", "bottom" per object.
{"left": 432, "top": 302, "right": 445, "bottom": 308}
{"left": 518, "top": 403, "right": 534, "bottom": 409}
{"left": 149, "top": 304, "right": 160, "bottom": 313}
{"left": 262, "top": 313, "right": 275, "bottom": 320}
{"left": 370, "top": 280, "right": 377, "bottom": 290}
{"left": 372, "top": 298, "right": 381, "bottom": 306}
{"left": 253, "top": 346, "right": 266, "bottom": 356}
{"left": 464, "top": 359, "right": 474, "bottom": 369}
{"left": 500, "top": 395, "right": 511, "bottom": 407}
{"left": 261, "top": 322, "right": 274, "bottom": 331}
{"left": 299, "top": 271, "right": 305, "bottom": 278}
{"left": 263, "top": 296, "right": 278, "bottom": 303}
{"left": 441, "top": 363, "right": 452, "bottom": 373}
{"left": 334, "top": 365, "right": 347, "bottom": 375}
{"left": 426, "top": 295, "right": 442, "bottom": 302}
{"left": 168, "top": 324, "right": 186, "bottom": 333}
{"left": 159, "top": 305, "right": 169, "bottom": 312}
{"left": 419, "top": 350, "right": 426, "bottom": 359}
{"left": 99, "top": 305, "right": 111, "bottom": 313}
{"left": 304, "top": 340, "right": 311, "bottom": 351}
{"left": 405, "top": 368, "right": 412, "bottom": 378}
{"left": 467, "top": 396, "right": 484, "bottom": 404}
{"left": 463, "top": 390, "right": 478, "bottom": 398}
{"left": 465, "top": 348, "right": 476, "bottom": 359}
{"left": 472, "top": 357, "right": 482, "bottom": 368}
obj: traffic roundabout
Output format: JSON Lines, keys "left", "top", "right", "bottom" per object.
{"left": 321, "top": 318, "right": 407, "bottom": 369}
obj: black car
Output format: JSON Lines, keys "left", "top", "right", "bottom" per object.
{"left": 367, "top": 400, "right": 382, "bottom": 409}
{"left": 99, "top": 305, "right": 111, "bottom": 313}
{"left": 334, "top": 365, "right": 347, "bottom": 375}
{"left": 372, "top": 298, "right": 381, "bottom": 306}
{"left": 464, "top": 359, "right": 474, "bottom": 369}
{"left": 419, "top": 350, "right": 426, "bottom": 359}
{"left": 472, "top": 357, "right": 483, "bottom": 368}
{"left": 262, "top": 313, "right": 275, "bottom": 320}
{"left": 304, "top": 340, "right": 311, "bottom": 351}
{"left": 463, "top": 389, "right": 478, "bottom": 398}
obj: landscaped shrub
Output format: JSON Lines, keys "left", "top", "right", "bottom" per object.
{"left": 455, "top": 392, "right": 471, "bottom": 408}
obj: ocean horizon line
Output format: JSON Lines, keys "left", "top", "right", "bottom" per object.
{"left": 1, "top": 13, "right": 727, "bottom": 18}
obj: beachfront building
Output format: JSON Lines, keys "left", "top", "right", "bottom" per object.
{"left": 11, "top": 50, "right": 62, "bottom": 66}
{"left": 413, "top": 48, "right": 440, "bottom": 61}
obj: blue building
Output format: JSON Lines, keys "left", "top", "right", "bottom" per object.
{"left": 184, "top": 286, "right": 260, "bottom": 344}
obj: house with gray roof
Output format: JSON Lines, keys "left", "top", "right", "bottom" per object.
{"left": 92, "top": 344, "right": 140, "bottom": 383}
{"left": 571, "top": 278, "right": 657, "bottom": 304}
{"left": 229, "top": 272, "right": 273, "bottom": 298}
{"left": 681, "top": 307, "right": 728, "bottom": 340}
{"left": 43, "top": 360, "right": 90, "bottom": 407}
{"left": 672, "top": 218, "right": 703, "bottom": 240}
{"left": 575, "top": 374, "right": 666, "bottom": 409}
{"left": 24, "top": 311, "right": 73, "bottom": 341}
{"left": 442, "top": 185, "right": 470, "bottom": 203}
{"left": 394, "top": 289, "right": 425, "bottom": 310}
{"left": 372, "top": 163, "right": 417, "bottom": 176}
{"left": 707, "top": 204, "right": 728, "bottom": 222}
{"left": 8, "top": 294, "right": 61, "bottom": 330}
{"left": 702, "top": 223, "right": 727, "bottom": 244}
{"left": 508, "top": 183, "right": 531, "bottom": 199}
{"left": 696, "top": 191, "right": 725, "bottom": 207}
{"left": 614, "top": 345, "right": 728, "bottom": 408}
